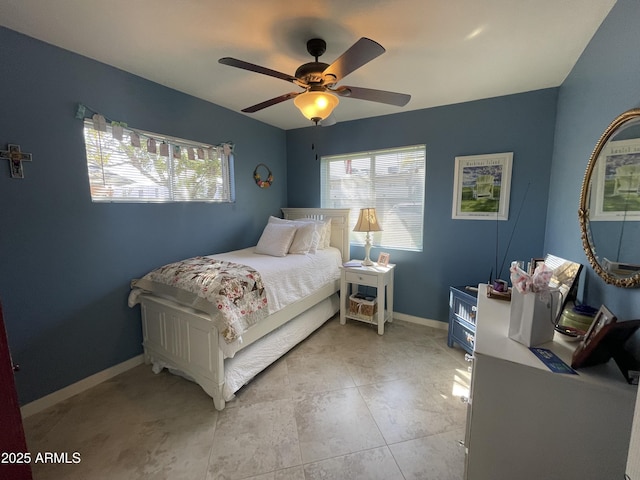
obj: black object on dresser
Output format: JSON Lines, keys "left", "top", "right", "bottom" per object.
{"left": 448, "top": 286, "right": 478, "bottom": 354}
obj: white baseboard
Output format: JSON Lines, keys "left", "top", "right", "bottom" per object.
{"left": 393, "top": 312, "right": 448, "bottom": 330}
{"left": 21, "top": 354, "right": 144, "bottom": 418}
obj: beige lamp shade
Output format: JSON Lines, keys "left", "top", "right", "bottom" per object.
{"left": 353, "top": 208, "right": 382, "bottom": 266}
{"left": 353, "top": 208, "right": 382, "bottom": 232}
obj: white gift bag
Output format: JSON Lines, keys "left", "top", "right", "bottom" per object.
{"left": 508, "top": 289, "right": 556, "bottom": 347}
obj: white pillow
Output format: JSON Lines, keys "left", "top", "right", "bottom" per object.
{"left": 255, "top": 223, "right": 297, "bottom": 257}
{"left": 288, "top": 222, "right": 319, "bottom": 254}
{"left": 268, "top": 216, "right": 322, "bottom": 253}
{"left": 312, "top": 218, "right": 331, "bottom": 249}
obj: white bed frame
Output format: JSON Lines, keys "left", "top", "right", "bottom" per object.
{"left": 134, "top": 208, "right": 350, "bottom": 410}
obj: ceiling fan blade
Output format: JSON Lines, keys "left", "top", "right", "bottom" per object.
{"left": 219, "top": 57, "right": 300, "bottom": 84}
{"left": 334, "top": 86, "right": 411, "bottom": 107}
{"left": 241, "top": 92, "right": 301, "bottom": 113}
{"left": 322, "top": 38, "right": 385, "bottom": 84}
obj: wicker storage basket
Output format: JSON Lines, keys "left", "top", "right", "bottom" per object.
{"left": 349, "top": 293, "right": 378, "bottom": 321}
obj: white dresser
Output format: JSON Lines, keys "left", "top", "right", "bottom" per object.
{"left": 464, "top": 284, "right": 637, "bottom": 480}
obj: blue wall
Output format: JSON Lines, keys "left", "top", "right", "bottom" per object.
{"left": 0, "top": 27, "right": 287, "bottom": 404}
{"left": 286, "top": 90, "right": 559, "bottom": 323}
{"left": 545, "top": 0, "right": 640, "bottom": 320}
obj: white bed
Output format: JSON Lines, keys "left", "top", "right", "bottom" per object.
{"left": 128, "top": 208, "right": 350, "bottom": 410}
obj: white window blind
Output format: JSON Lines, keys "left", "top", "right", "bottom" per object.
{"left": 320, "top": 145, "right": 426, "bottom": 251}
{"left": 83, "top": 119, "right": 234, "bottom": 203}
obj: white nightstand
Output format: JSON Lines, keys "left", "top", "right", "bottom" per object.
{"left": 339, "top": 262, "right": 395, "bottom": 335}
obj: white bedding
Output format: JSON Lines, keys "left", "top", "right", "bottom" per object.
{"left": 208, "top": 246, "right": 341, "bottom": 358}
{"left": 141, "top": 248, "right": 342, "bottom": 401}
{"left": 209, "top": 246, "right": 342, "bottom": 314}
{"left": 130, "top": 246, "right": 342, "bottom": 359}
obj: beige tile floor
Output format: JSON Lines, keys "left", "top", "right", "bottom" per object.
{"left": 23, "top": 317, "right": 470, "bottom": 480}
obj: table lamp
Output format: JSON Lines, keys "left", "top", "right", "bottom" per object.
{"left": 353, "top": 208, "right": 382, "bottom": 266}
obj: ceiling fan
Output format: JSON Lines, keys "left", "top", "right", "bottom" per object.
{"left": 219, "top": 37, "right": 411, "bottom": 125}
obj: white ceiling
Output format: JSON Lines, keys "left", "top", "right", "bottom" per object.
{"left": 0, "top": 0, "right": 615, "bottom": 130}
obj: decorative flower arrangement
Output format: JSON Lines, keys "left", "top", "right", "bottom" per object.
{"left": 253, "top": 163, "right": 273, "bottom": 188}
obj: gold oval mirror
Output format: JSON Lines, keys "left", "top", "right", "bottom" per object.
{"left": 579, "top": 108, "right": 640, "bottom": 288}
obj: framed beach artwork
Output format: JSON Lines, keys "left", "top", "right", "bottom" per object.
{"left": 452, "top": 152, "right": 513, "bottom": 220}
{"left": 590, "top": 138, "right": 640, "bottom": 221}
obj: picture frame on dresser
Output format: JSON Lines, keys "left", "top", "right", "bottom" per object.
{"left": 571, "top": 305, "right": 640, "bottom": 384}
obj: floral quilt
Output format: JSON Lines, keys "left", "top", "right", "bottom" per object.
{"left": 130, "top": 256, "right": 267, "bottom": 343}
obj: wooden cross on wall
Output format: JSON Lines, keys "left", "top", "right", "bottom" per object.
{"left": 0, "top": 144, "right": 32, "bottom": 179}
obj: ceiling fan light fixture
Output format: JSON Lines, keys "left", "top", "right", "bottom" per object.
{"left": 294, "top": 90, "right": 339, "bottom": 123}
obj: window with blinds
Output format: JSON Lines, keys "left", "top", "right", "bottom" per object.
{"left": 83, "top": 119, "right": 234, "bottom": 203}
{"left": 320, "top": 145, "right": 426, "bottom": 251}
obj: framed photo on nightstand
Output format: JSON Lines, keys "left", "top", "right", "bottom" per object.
{"left": 377, "top": 252, "right": 390, "bottom": 267}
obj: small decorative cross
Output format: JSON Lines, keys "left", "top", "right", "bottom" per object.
{"left": 0, "top": 144, "right": 32, "bottom": 179}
